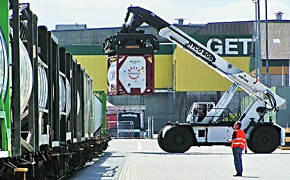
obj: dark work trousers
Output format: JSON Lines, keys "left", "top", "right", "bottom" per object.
{"left": 233, "top": 147, "right": 243, "bottom": 175}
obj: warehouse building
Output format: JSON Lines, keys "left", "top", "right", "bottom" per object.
{"left": 52, "top": 17, "right": 290, "bottom": 132}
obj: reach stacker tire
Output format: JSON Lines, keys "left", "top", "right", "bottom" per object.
{"left": 157, "top": 126, "right": 172, "bottom": 152}
{"left": 248, "top": 125, "right": 280, "bottom": 153}
{"left": 158, "top": 125, "right": 194, "bottom": 153}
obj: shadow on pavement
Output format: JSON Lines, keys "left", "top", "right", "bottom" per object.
{"left": 132, "top": 151, "right": 233, "bottom": 155}
{"left": 241, "top": 176, "right": 259, "bottom": 178}
{"left": 67, "top": 151, "right": 125, "bottom": 180}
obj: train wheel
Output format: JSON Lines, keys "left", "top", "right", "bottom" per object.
{"left": 248, "top": 126, "right": 279, "bottom": 153}
{"left": 163, "top": 125, "right": 193, "bottom": 153}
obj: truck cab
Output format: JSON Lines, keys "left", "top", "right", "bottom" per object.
{"left": 186, "top": 102, "right": 215, "bottom": 123}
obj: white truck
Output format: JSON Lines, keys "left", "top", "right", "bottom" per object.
{"left": 121, "top": 6, "right": 286, "bottom": 153}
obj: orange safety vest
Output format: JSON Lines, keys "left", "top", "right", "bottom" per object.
{"left": 231, "top": 129, "right": 246, "bottom": 150}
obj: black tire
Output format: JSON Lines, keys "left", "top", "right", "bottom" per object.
{"left": 162, "top": 125, "right": 194, "bottom": 153}
{"left": 248, "top": 126, "right": 280, "bottom": 153}
{"left": 157, "top": 126, "right": 172, "bottom": 152}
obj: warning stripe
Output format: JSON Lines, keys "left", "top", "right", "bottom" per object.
{"left": 282, "top": 128, "right": 290, "bottom": 150}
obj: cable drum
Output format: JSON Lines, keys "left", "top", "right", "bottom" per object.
{"left": 83, "top": 77, "right": 89, "bottom": 120}
{"left": 0, "top": 29, "right": 9, "bottom": 101}
{"left": 59, "top": 76, "right": 66, "bottom": 116}
{"left": 83, "top": 76, "right": 89, "bottom": 134}
{"left": 93, "top": 95, "right": 102, "bottom": 134}
{"left": 19, "top": 39, "right": 33, "bottom": 116}
{"left": 38, "top": 64, "right": 48, "bottom": 109}
{"left": 84, "top": 77, "right": 93, "bottom": 134}
{"left": 38, "top": 63, "right": 48, "bottom": 134}
{"left": 76, "top": 91, "right": 80, "bottom": 116}
{"left": 87, "top": 79, "right": 93, "bottom": 117}
{"left": 65, "top": 77, "right": 71, "bottom": 116}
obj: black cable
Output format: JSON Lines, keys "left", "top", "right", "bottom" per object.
{"left": 265, "top": 91, "right": 278, "bottom": 112}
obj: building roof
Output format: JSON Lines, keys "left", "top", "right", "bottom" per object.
{"left": 52, "top": 24, "right": 204, "bottom": 45}
{"left": 194, "top": 21, "right": 254, "bottom": 35}
{"left": 52, "top": 20, "right": 290, "bottom": 60}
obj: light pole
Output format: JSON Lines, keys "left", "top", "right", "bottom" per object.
{"left": 253, "top": 0, "right": 262, "bottom": 82}
{"left": 265, "top": 0, "right": 270, "bottom": 87}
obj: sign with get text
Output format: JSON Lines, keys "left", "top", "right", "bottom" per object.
{"left": 191, "top": 35, "right": 253, "bottom": 57}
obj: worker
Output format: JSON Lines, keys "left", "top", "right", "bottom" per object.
{"left": 197, "top": 110, "right": 206, "bottom": 122}
{"left": 227, "top": 121, "right": 247, "bottom": 177}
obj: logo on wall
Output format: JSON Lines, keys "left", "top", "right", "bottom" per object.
{"left": 192, "top": 35, "right": 253, "bottom": 56}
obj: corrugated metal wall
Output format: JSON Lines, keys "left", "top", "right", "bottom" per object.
{"left": 173, "top": 46, "right": 250, "bottom": 91}
{"left": 74, "top": 55, "right": 108, "bottom": 91}
{"left": 74, "top": 47, "right": 251, "bottom": 92}
{"left": 74, "top": 54, "right": 174, "bottom": 92}
{"left": 154, "top": 55, "right": 173, "bottom": 89}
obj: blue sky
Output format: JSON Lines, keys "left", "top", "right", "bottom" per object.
{"left": 19, "top": 0, "right": 290, "bottom": 30}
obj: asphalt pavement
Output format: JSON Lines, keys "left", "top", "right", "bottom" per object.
{"left": 69, "top": 138, "right": 290, "bottom": 180}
